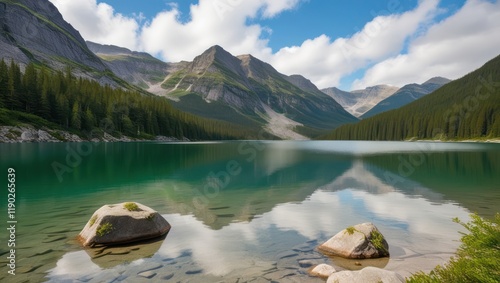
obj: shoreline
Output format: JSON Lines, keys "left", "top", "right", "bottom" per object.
{"left": 2, "top": 125, "right": 500, "bottom": 144}
{"left": 0, "top": 125, "right": 186, "bottom": 143}
{"left": 410, "top": 138, "right": 500, "bottom": 143}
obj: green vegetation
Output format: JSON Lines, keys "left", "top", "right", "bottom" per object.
{"left": 345, "top": 226, "right": 356, "bottom": 235}
{"left": 96, "top": 222, "right": 113, "bottom": 237}
{"left": 161, "top": 71, "right": 187, "bottom": 89}
{"left": 89, "top": 215, "right": 98, "bottom": 227}
{"left": 145, "top": 213, "right": 155, "bottom": 221}
{"left": 408, "top": 213, "right": 500, "bottom": 283}
{"left": 370, "top": 230, "right": 388, "bottom": 253}
{"left": 322, "top": 54, "right": 500, "bottom": 140}
{"left": 123, "top": 202, "right": 140, "bottom": 211}
{"left": 0, "top": 60, "right": 250, "bottom": 140}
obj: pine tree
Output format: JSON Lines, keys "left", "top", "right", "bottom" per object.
{"left": 0, "top": 59, "right": 8, "bottom": 108}
{"left": 23, "top": 63, "right": 40, "bottom": 113}
{"left": 7, "top": 60, "right": 21, "bottom": 110}
{"left": 82, "top": 108, "right": 95, "bottom": 131}
{"left": 71, "top": 102, "right": 81, "bottom": 130}
{"left": 39, "top": 68, "right": 51, "bottom": 119}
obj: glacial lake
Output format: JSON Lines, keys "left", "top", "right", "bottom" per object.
{"left": 0, "top": 141, "right": 499, "bottom": 282}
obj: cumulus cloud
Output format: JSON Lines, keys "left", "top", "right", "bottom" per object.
{"left": 353, "top": 0, "right": 500, "bottom": 89}
{"left": 49, "top": 0, "right": 500, "bottom": 90}
{"left": 270, "top": 0, "right": 440, "bottom": 88}
{"left": 140, "top": 0, "right": 284, "bottom": 62}
{"left": 140, "top": 0, "right": 440, "bottom": 88}
{"left": 49, "top": 0, "right": 140, "bottom": 50}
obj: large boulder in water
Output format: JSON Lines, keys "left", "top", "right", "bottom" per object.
{"left": 326, "top": 267, "right": 404, "bottom": 283}
{"left": 79, "top": 202, "right": 171, "bottom": 247}
{"left": 319, "top": 223, "right": 389, "bottom": 259}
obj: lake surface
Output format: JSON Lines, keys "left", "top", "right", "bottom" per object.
{"left": 0, "top": 141, "right": 499, "bottom": 282}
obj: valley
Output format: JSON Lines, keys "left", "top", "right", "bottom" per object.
{"left": 0, "top": 0, "right": 498, "bottom": 142}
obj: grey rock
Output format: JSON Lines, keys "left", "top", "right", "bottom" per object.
{"left": 319, "top": 223, "right": 389, "bottom": 259}
{"left": 326, "top": 266, "right": 405, "bottom": 283}
{"left": 87, "top": 41, "right": 170, "bottom": 89}
{"left": 137, "top": 271, "right": 157, "bottom": 279}
{"left": 161, "top": 273, "right": 174, "bottom": 280}
{"left": 308, "top": 263, "right": 337, "bottom": 278}
{"left": 79, "top": 202, "right": 171, "bottom": 247}
{"left": 298, "top": 259, "right": 315, "bottom": 268}
{"left": 262, "top": 269, "right": 297, "bottom": 281}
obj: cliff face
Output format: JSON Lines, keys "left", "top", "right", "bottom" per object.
{"left": 87, "top": 41, "right": 170, "bottom": 88}
{"left": 0, "top": 0, "right": 112, "bottom": 83}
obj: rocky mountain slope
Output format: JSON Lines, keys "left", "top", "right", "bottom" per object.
{"left": 322, "top": 85, "right": 399, "bottom": 117}
{"left": 361, "top": 77, "right": 451, "bottom": 119}
{"left": 87, "top": 41, "right": 171, "bottom": 89}
{"left": 94, "top": 44, "right": 358, "bottom": 139}
{"left": 0, "top": 0, "right": 357, "bottom": 140}
{"left": 0, "top": 0, "right": 119, "bottom": 85}
{"left": 167, "top": 46, "right": 358, "bottom": 138}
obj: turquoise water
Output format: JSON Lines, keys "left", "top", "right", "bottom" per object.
{"left": 0, "top": 141, "right": 499, "bottom": 282}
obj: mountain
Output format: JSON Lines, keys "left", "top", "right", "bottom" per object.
{"left": 0, "top": 0, "right": 253, "bottom": 141}
{"left": 321, "top": 85, "right": 399, "bottom": 117}
{"left": 0, "top": 0, "right": 356, "bottom": 140}
{"left": 97, "top": 45, "right": 358, "bottom": 139}
{"left": 322, "top": 54, "right": 500, "bottom": 141}
{"left": 87, "top": 41, "right": 171, "bottom": 89}
{"left": 361, "top": 77, "right": 451, "bottom": 119}
{"left": 0, "top": 0, "right": 121, "bottom": 85}
{"left": 321, "top": 87, "right": 354, "bottom": 108}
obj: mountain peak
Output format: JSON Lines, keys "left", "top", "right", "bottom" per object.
{"left": 87, "top": 41, "right": 133, "bottom": 55}
{"left": 352, "top": 84, "right": 398, "bottom": 93}
{"left": 191, "top": 45, "right": 241, "bottom": 73}
{"left": 322, "top": 85, "right": 399, "bottom": 117}
{"left": 284, "top": 74, "right": 321, "bottom": 93}
{"left": 423, "top": 76, "right": 451, "bottom": 85}
{"left": 202, "top": 45, "right": 232, "bottom": 59}
{"left": 361, "top": 76, "right": 452, "bottom": 119}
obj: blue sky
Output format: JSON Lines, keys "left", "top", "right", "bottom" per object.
{"left": 96, "top": 0, "right": 464, "bottom": 50}
{"left": 51, "top": 0, "right": 499, "bottom": 90}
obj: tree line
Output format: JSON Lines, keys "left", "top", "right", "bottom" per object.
{"left": 322, "top": 54, "right": 500, "bottom": 141}
{"left": 0, "top": 60, "right": 250, "bottom": 140}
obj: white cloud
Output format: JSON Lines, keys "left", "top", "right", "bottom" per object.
{"left": 140, "top": 0, "right": 282, "bottom": 62}
{"left": 49, "top": 0, "right": 140, "bottom": 50}
{"left": 49, "top": 0, "right": 500, "bottom": 91}
{"left": 261, "top": 0, "right": 302, "bottom": 18}
{"left": 353, "top": 0, "right": 500, "bottom": 89}
{"left": 270, "top": 0, "right": 440, "bottom": 89}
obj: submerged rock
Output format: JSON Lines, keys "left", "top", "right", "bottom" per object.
{"left": 308, "top": 263, "right": 337, "bottom": 278}
{"left": 79, "top": 202, "right": 171, "bottom": 247}
{"left": 319, "top": 223, "right": 389, "bottom": 259}
{"left": 326, "top": 266, "right": 404, "bottom": 283}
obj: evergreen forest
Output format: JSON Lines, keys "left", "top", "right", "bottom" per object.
{"left": 323, "top": 55, "right": 500, "bottom": 141}
{"left": 0, "top": 60, "right": 251, "bottom": 140}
